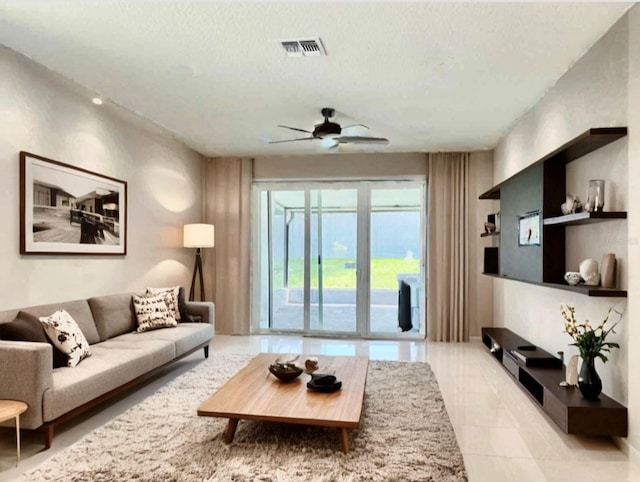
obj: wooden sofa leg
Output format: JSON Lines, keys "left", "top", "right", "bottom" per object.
{"left": 44, "top": 424, "right": 54, "bottom": 449}
{"left": 204, "top": 346, "right": 209, "bottom": 358}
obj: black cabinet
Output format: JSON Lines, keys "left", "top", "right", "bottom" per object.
{"left": 482, "top": 327, "right": 628, "bottom": 437}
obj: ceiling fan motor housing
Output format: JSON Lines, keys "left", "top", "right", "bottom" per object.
{"left": 313, "top": 121, "right": 341, "bottom": 138}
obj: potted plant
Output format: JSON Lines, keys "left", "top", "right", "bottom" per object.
{"left": 561, "top": 304, "right": 624, "bottom": 400}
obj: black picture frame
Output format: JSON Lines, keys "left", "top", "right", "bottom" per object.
{"left": 20, "top": 151, "right": 127, "bottom": 255}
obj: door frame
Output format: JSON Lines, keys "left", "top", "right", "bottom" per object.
{"left": 250, "top": 180, "right": 427, "bottom": 340}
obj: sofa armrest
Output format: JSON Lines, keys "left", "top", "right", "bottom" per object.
{"left": 184, "top": 301, "right": 215, "bottom": 328}
{"left": 0, "top": 341, "right": 53, "bottom": 429}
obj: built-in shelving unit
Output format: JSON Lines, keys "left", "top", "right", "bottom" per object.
{"left": 496, "top": 276, "right": 627, "bottom": 297}
{"left": 480, "top": 231, "right": 500, "bottom": 238}
{"left": 479, "top": 127, "right": 627, "bottom": 200}
{"left": 479, "top": 127, "right": 628, "bottom": 297}
{"left": 543, "top": 211, "right": 627, "bottom": 226}
{"left": 482, "top": 327, "right": 628, "bottom": 437}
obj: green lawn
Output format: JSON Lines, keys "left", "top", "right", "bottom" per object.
{"left": 285, "top": 258, "right": 419, "bottom": 289}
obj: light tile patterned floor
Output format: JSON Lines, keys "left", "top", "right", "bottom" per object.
{"left": 1, "top": 335, "right": 638, "bottom": 481}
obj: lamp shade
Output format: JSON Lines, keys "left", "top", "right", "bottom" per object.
{"left": 183, "top": 224, "right": 214, "bottom": 248}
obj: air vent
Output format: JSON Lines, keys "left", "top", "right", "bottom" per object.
{"left": 280, "top": 38, "right": 326, "bottom": 57}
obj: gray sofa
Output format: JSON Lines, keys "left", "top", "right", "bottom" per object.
{"left": 0, "top": 292, "right": 214, "bottom": 447}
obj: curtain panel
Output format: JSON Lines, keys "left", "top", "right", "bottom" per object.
{"left": 427, "top": 152, "right": 470, "bottom": 342}
{"left": 204, "top": 157, "right": 253, "bottom": 335}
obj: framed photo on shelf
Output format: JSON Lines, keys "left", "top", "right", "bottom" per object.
{"left": 20, "top": 151, "right": 127, "bottom": 255}
{"left": 518, "top": 211, "right": 540, "bottom": 247}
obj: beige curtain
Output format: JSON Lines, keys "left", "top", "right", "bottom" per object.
{"left": 204, "top": 157, "right": 253, "bottom": 335}
{"left": 427, "top": 152, "right": 470, "bottom": 342}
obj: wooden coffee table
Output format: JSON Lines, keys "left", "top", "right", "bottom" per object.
{"left": 197, "top": 353, "right": 369, "bottom": 453}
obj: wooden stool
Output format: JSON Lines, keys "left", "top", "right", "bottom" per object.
{"left": 0, "top": 400, "right": 28, "bottom": 466}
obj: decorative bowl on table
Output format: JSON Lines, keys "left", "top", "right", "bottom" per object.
{"left": 268, "top": 363, "right": 303, "bottom": 382}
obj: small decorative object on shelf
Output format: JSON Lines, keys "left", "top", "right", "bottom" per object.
{"left": 566, "top": 355, "right": 579, "bottom": 386}
{"left": 579, "top": 258, "right": 600, "bottom": 286}
{"left": 561, "top": 303, "right": 624, "bottom": 400}
{"left": 484, "top": 222, "right": 496, "bottom": 233}
{"left": 600, "top": 253, "right": 617, "bottom": 289}
{"left": 561, "top": 194, "right": 583, "bottom": 215}
{"left": 564, "top": 271, "right": 583, "bottom": 286}
{"left": 584, "top": 179, "right": 605, "bottom": 213}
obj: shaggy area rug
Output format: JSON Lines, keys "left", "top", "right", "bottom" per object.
{"left": 22, "top": 354, "right": 466, "bottom": 482}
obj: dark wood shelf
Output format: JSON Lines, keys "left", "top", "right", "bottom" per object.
{"left": 479, "top": 187, "right": 500, "bottom": 200}
{"left": 481, "top": 327, "right": 628, "bottom": 437}
{"left": 478, "top": 127, "right": 627, "bottom": 200}
{"left": 481, "top": 274, "right": 627, "bottom": 297}
{"left": 480, "top": 231, "right": 500, "bottom": 237}
{"left": 543, "top": 211, "right": 627, "bottom": 226}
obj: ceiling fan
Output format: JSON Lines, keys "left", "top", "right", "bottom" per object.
{"left": 269, "top": 107, "right": 390, "bottom": 148}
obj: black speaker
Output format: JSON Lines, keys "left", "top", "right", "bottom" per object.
{"left": 484, "top": 247, "right": 499, "bottom": 274}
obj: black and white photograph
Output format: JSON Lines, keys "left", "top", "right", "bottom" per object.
{"left": 517, "top": 211, "right": 541, "bottom": 247}
{"left": 20, "top": 151, "right": 127, "bottom": 255}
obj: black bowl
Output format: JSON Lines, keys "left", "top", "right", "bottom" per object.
{"left": 268, "top": 363, "right": 303, "bottom": 382}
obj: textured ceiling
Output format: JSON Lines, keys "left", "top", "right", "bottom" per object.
{"left": 0, "top": 2, "right": 631, "bottom": 157}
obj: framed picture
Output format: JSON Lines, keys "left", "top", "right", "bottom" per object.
{"left": 20, "top": 151, "right": 127, "bottom": 255}
{"left": 518, "top": 211, "right": 540, "bottom": 247}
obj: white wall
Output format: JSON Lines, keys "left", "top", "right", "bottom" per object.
{"left": 0, "top": 46, "right": 205, "bottom": 309}
{"left": 493, "top": 10, "right": 639, "bottom": 456}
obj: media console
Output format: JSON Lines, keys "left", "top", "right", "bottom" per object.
{"left": 482, "top": 327, "right": 627, "bottom": 437}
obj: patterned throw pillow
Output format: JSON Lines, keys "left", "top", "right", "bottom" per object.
{"left": 146, "top": 286, "right": 181, "bottom": 321}
{"left": 133, "top": 294, "right": 178, "bottom": 333}
{"left": 39, "top": 309, "right": 92, "bottom": 368}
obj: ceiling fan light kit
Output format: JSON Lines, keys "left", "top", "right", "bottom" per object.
{"left": 270, "top": 107, "right": 390, "bottom": 148}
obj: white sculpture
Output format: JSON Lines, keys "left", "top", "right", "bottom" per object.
{"left": 566, "top": 355, "right": 579, "bottom": 386}
{"left": 579, "top": 258, "right": 600, "bottom": 286}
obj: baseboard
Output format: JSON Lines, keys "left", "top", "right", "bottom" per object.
{"left": 612, "top": 436, "right": 640, "bottom": 467}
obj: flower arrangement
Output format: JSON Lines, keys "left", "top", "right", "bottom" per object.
{"left": 561, "top": 304, "right": 623, "bottom": 362}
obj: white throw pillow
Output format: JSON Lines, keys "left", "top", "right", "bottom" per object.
{"left": 146, "top": 286, "right": 181, "bottom": 321}
{"left": 39, "top": 309, "right": 92, "bottom": 367}
{"left": 133, "top": 294, "right": 178, "bottom": 333}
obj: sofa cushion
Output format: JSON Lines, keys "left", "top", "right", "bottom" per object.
{"left": 114, "top": 322, "right": 213, "bottom": 357}
{"left": 41, "top": 342, "right": 170, "bottom": 422}
{"left": 98, "top": 338, "right": 176, "bottom": 370}
{"left": 132, "top": 294, "right": 178, "bottom": 333}
{"left": 177, "top": 287, "right": 190, "bottom": 322}
{"left": 21, "top": 300, "right": 100, "bottom": 345}
{"left": 39, "top": 309, "right": 92, "bottom": 367}
{"left": 0, "top": 312, "right": 67, "bottom": 368}
{"left": 146, "top": 286, "right": 181, "bottom": 321}
{"left": 88, "top": 293, "right": 138, "bottom": 342}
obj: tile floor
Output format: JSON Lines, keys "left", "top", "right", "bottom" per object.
{"left": 1, "top": 335, "right": 638, "bottom": 481}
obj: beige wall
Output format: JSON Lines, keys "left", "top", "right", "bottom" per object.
{"left": 493, "top": 10, "right": 639, "bottom": 458}
{"left": 626, "top": 4, "right": 640, "bottom": 465}
{"left": 469, "top": 151, "right": 495, "bottom": 337}
{"left": 254, "top": 153, "right": 428, "bottom": 180}
{"left": 0, "top": 46, "right": 205, "bottom": 310}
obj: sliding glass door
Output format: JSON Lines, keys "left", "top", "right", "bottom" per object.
{"left": 252, "top": 181, "right": 426, "bottom": 339}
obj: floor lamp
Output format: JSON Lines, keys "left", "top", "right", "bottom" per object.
{"left": 183, "top": 223, "right": 215, "bottom": 301}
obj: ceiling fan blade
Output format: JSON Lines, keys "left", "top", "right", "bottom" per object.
{"left": 268, "top": 137, "right": 315, "bottom": 144}
{"left": 277, "top": 125, "right": 313, "bottom": 134}
{"left": 337, "top": 136, "right": 390, "bottom": 145}
{"left": 341, "top": 123, "right": 369, "bottom": 130}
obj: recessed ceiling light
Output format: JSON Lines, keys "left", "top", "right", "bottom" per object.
{"left": 92, "top": 97, "right": 103, "bottom": 105}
